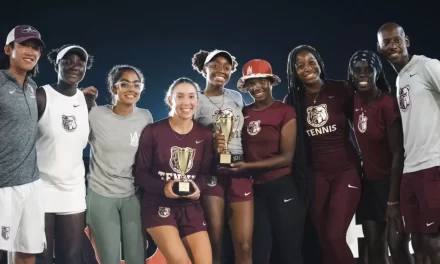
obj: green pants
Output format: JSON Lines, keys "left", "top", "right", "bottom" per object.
{"left": 86, "top": 189, "right": 144, "bottom": 264}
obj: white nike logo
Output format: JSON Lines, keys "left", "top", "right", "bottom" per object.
{"left": 244, "top": 192, "right": 251, "bottom": 196}
{"left": 196, "top": 140, "right": 203, "bottom": 144}
{"left": 203, "top": 222, "right": 206, "bottom": 226}
{"left": 9, "top": 90, "right": 15, "bottom": 94}
{"left": 284, "top": 198, "right": 294, "bottom": 202}
{"left": 329, "top": 96, "right": 335, "bottom": 99}
{"left": 348, "top": 184, "right": 358, "bottom": 189}
{"left": 244, "top": 116, "right": 250, "bottom": 119}
{"left": 427, "top": 222, "right": 435, "bottom": 226}
{"left": 355, "top": 108, "right": 360, "bottom": 112}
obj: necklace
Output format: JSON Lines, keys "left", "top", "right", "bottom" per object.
{"left": 306, "top": 90, "right": 321, "bottom": 104}
{"left": 172, "top": 130, "right": 187, "bottom": 141}
{"left": 360, "top": 91, "right": 382, "bottom": 113}
{"left": 203, "top": 89, "right": 225, "bottom": 110}
{"left": 169, "top": 119, "right": 193, "bottom": 141}
{"left": 252, "top": 100, "right": 275, "bottom": 111}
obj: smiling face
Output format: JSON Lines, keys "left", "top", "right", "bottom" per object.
{"left": 244, "top": 78, "right": 272, "bottom": 102}
{"left": 204, "top": 55, "right": 232, "bottom": 87}
{"left": 295, "top": 50, "right": 322, "bottom": 85}
{"left": 351, "top": 60, "right": 377, "bottom": 92}
{"left": 57, "top": 52, "right": 87, "bottom": 85}
{"left": 377, "top": 25, "right": 410, "bottom": 66}
{"left": 113, "top": 70, "right": 144, "bottom": 105}
{"left": 168, "top": 82, "right": 198, "bottom": 120}
{"left": 5, "top": 40, "right": 42, "bottom": 72}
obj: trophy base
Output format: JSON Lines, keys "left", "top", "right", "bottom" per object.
{"left": 218, "top": 153, "right": 232, "bottom": 168}
{"left": 172, "top": 181, "right": 195, "bottom": 196}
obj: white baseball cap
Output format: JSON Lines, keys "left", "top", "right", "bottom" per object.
{"left": 56, "top": 45, "right": 89, "bottom": 64}
{"left": 204, "top": 49, "right": 233, "bottom": 65}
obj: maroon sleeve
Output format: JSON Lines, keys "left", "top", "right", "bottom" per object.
{"left": 382, "top": 95, "right": 401, "bottom": 126}
{"left": 196, "top": 129, "right": 214, "bottom": 191}
{"left": 281, "top": 105, "right": 297, "bottom": 127}
{"left": 135, "top": 124, "right": 166, "bottom": 197}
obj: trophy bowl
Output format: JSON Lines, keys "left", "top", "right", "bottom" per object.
{"left": 171, "top": 147, "right": 196, "bottom": 196}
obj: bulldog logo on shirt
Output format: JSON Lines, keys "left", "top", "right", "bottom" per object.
{"left": 306, "top": 104, "right": 329, "bottom": 128}
{"left": 62, "top": 115, "right": 77, "bottom": 132}
{"left": 1, "top": 226, "right": 10, "bottom": 240}
{"left": 247, "top": 120, "right": 261, "bottom": 136}
{"left": 357, "top": 113, "right": 368, "bottom": 133}
{"left": 207, "top": 176, "right": 217, "bottom": 187}
{"left": 158, "top": 207, "right": 170, "bottom": 218}
{"left": 398, "top": 85, "right": 411, "bottom": 111}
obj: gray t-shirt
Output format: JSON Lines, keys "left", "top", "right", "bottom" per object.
{"left": 0, "top": 70, "right": 39, "bottom": 188}
{"left": 195, "top": 88, "right": 244, "bottom": 155}
{"left": 88, "top": 105, "right": 153, "bottom": 197}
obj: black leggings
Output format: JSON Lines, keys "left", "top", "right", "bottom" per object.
{"left": 252, "top": 175, "right": 305, "bottom": 264}
{"left": 37, "top": 212, "right": 85, "bottom": 264}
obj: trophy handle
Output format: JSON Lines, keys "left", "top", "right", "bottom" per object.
{"left": 213, "top": 119, "right": 221, "bottom": 134}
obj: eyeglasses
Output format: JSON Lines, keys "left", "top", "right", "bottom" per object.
{"left": 114, "top": 81, "right": 144, "bottom": 90}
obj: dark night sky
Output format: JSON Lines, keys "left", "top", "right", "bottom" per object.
{"left": 1, "top": 4, "right": 437, "bottom": 156}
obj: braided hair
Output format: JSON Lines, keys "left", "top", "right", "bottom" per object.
{"left": 347, "top": 50, "right": 391, "bottom": 93}
{"left": 285, "top": 45, "right": 328, "bottom": 205}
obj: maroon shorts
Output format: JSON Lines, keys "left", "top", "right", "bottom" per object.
{"left": 142, "top": 203, "right": 207, "bottom": 238}
{"left": 203, "top": 172, "right": 253, "bottom": 203}
{"left": 400, "top": 166, "right": 440, "bottom": 233}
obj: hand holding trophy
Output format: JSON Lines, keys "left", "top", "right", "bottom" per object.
{"left": 172, "top": 147, "right": 196, "bottom": 196}
{"left": 213, "top": 112, "right": 239, "bottom": 167}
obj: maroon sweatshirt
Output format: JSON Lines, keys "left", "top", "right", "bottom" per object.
{"left": 135, "top": 118, "right": 214, "bottom": 207}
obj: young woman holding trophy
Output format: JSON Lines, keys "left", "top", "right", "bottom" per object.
{"left": 192, "top": 49, "right": 254, "bottom": 264}
{"left": 217, "top": 59, "right": 304, "bottom": 263}
{"left": 135, "top": 77, "right": 214, "bottom": 264}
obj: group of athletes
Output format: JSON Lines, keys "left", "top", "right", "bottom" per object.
{"left": 0, "top": 21, "right": 439, "bottom": 264}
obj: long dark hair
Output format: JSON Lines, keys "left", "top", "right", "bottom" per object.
{"left": 0, "top": 42, "right": 39, "bottom": 77}
{"left": 285, "top": 45, "right": 328, "bottom": 205}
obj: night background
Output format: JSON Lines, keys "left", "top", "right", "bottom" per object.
{"left": 1, "top": 2, "right": 438, "bottom": 263}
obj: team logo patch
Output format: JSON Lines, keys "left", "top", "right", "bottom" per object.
{"left": 62, "top": 115, "right": 77, "bottom": 132}
{"left": 158, "top": 207, "right": 171, "bottom": 218}
{"left": 247, "top": 120, "right": 261, "bottom": 136}
{"left": 1, "top": 226, "right": 10, "bottom": 240}
{"left": 398, "top": 85, "right": 411, "bottom": 111}
{"left": 21, "top": 26, "right": 37, "bottom": 34}
{"left": 357, "top": 113, "right": 368, "bottom": 133}
{"left": 26, "top": 84, "right": 35, "bottom": 98}
{"left": 207, "top": 176, "right": 217, "bottom": 187}
{"left": 130, "top": 132, "right": 139, "bottom": 147}
{"left": 306, "top": 104, "right": 329, "bottom": 128}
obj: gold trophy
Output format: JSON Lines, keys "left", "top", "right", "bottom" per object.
{"left": 172, "top": 147, "right": 195, "bottom": 196}
{"left": 213, "top": 113, "right": 239, "bottom": 167}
